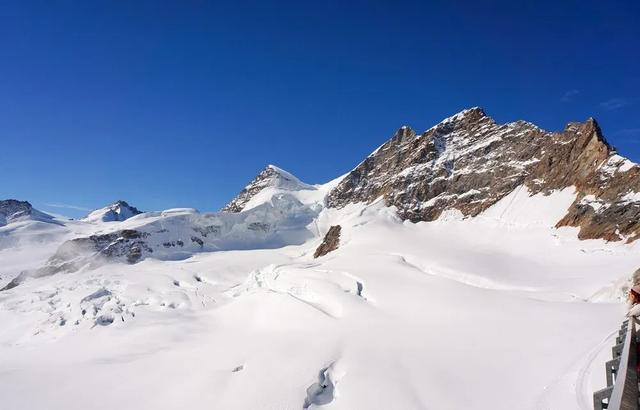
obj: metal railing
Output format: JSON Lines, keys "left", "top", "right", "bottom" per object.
{"left": 594, "top": 317, "right": 639, "bottom": 410}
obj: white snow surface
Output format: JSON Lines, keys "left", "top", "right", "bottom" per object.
{"left": 1, "top": 178, "right": 638, "bottom": 410}
{"left": 599, "top": 153, "right": 637, "bottom": 179}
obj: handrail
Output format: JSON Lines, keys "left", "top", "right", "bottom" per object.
{"left": 609, "top": 317, "right": 638, "bottom": 409}
{"left": 594, "top": 317, "right": 639, "bottom": 410}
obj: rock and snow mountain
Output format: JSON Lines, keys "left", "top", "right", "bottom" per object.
{"left": 327, "top": 107, "right": 640, "bottom": 242}
{"left": 8, "top": 108, "right": 639, "bottom": 284}
{"left": 2, "top": 108, "right": 640, "bottom": 410}
{"left": 0, "top": 199, "right": 55, "bottom": 226}
{"left": 222, "top": 164, "right": 316, "bottom": 212}
{"left": 82, "top": 200, "right": 142, "bottom": 222}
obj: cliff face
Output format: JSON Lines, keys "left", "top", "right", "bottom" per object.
{"left": 314, "top": 225, "right": 341, "bottom": 258}
{"left": 326, "top": 108, "right": 640, "bottom": 242}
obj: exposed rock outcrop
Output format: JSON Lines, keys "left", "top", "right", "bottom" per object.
{"left": 52, "top": 229, "right": 152, "bottom": 266}
{"left": 314, "top": 225, "right": 341, "bottom": 258}
{"left": 326, "top": 108, "right": 640, "bottom": 242}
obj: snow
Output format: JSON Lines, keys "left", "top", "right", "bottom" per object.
{"left": 0, "top": 181, "right": 638, "bottom": 409}
{"left": 600, "top": 154, "right": 637, "bottom": 179}
{"left": 579, "top": 194, "right": 609, "bottom": 213}
{"left": 621, "top": 191, "right": 640, "bottom": 203}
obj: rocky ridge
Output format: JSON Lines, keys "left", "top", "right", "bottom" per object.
{"left": 326, "top": 107, "right": 640, "bottom": 242}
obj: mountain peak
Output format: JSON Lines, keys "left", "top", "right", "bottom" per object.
{"left": 0, "top": 199, "right": 54, "bottom": 226}
{"left": 326, "top": 110, "right": 640, "bottom": 242}
{"left": 83, "top": 200, "right": 142, "bottom": 222}
{"left": 439, "top": 106, "right": 488, "bottom": 124}
{"left": 222, "top": 165, "right": 314, "bottom": 213}
{"left": 394, "top": 126, "right": 416, "bottom": 140}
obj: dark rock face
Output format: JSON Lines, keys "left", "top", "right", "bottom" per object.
{"left": 326, "top": 108, "right": 640, "bottom": 242}
{"left": 314, "top": 225, "right": 341, "bottom": 258}
{"left": 0, "top": 199, "right": 55, "bottom": 226}
{"left": 0, "top": 199, "right": 33, "bottom": 218}
{"left": 0, "top": 199, "right": 34, "bottom": 226}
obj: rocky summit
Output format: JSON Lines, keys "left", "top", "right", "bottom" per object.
{"left": 326, "top": 107, "right": 640, "bottom": 242}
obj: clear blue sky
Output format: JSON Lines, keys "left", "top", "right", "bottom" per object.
{"left": 1, "top": 1, "right": 639, "bottom": 218}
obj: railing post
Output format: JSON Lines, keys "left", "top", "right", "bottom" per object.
{"left": 596, "top": 317, "right": 639, "bottom": 410}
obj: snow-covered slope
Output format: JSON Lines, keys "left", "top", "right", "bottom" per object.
{"left": 0, "top": 200, "right": 72, "bottom": 289}
{"left": 1, "top": 109, "right": 639, "bottom": 410}
{"left": 1, "top": 188, "right": 637, "bottom": 409}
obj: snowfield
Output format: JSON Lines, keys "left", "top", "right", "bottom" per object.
{"left": 0, "top": 181, "right": 638, "bottom": 410}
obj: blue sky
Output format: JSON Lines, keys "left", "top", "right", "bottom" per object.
{"left": 1, "top": 1, "right": 639, "bottom": 218}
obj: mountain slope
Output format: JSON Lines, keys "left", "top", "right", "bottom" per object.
{"left": 0, "top": 188, "right": 637, "bottom": 410}
{"left": 326, "top": 107, "right": 640, "bottom": 242}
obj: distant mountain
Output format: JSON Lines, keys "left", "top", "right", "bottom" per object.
{"left": 0, "top": 199, "right": 55, "bottom": 226}
{"left": 222, "top": 164, "right": 315, "bottom": 213}
{"left": 6, "top": 107, "right": 640, "bottom": 286}
{"left": 83, "top": 200, "right": 142, "bottom": 222}
{"left": 326, "top": 107, "right": 640, "bottom": 242}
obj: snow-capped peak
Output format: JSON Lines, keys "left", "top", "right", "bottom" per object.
{"left": 222, "top": 165, "right": 315, "bottom": 213}
{"left": 83, "top": 200, "right": 142, "bottom": 222}
{"left": 436, "top": 106, "right": 489, "bottom": 127}
{"left": 262, "top": 164, "right": 314, "bottom": 190}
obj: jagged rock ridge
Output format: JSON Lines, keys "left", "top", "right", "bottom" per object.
{"left": 222, "top": 165, "right": 315, "bottom": 213}
{"left": 326, "top": 107, "right": 640, "bottom": 242}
